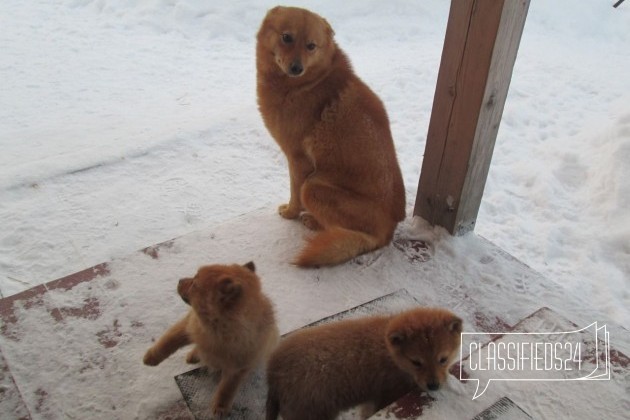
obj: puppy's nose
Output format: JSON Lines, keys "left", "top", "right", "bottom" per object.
{"left": 427, "top": 382, "right": 440, "bottom": 391}
{"left": 289, "top": 61, "right": 303, "bottom": 76}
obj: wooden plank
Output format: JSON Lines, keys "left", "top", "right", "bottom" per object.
{"left": 414, "top": 0, "right": 530, "bottom": 235}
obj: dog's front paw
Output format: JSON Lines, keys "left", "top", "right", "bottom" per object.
{"left": 278, "top": 203, "right": 300, "bottom": 219}
{"left": 143, "top": 348, "right": 161, "bottom": 366}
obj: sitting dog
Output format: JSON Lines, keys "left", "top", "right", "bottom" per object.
{"left": 256, "top": 6, "right": 406, "bottom": 267}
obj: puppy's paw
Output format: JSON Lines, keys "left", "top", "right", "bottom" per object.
{"left": 143, "top": 348, "right": 161, "bottom": 366}
{"left": 186, "top": 348, "right": 200, "bottom": 364}
{"left": 299, "top": 213, "right": 322, "bottom": 230}
{"left": 359, "top": 402, "right": 377, "bottom": 419}
{"left": 211, "top": 401, "right": 231, "bottom": 419}
{"left": 278, "top": 203, "right": 300, "bottom": 219}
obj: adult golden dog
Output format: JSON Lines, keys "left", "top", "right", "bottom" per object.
{"left": 256, "top": 6, "right": 406, "bottom": 267}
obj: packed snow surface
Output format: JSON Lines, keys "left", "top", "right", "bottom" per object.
{"left": 1, "top": 1, "right": 630, "bottom": 419}
{"left": 0, "top": 0, "right": 629, "bottom": 378}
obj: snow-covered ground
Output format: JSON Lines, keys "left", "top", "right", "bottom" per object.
{"left": 1, "top": 0, "right": 628, "bottom": 328}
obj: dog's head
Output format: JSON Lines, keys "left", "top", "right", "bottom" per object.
{"left": 256, "top": 6, "right": 336, "bottom": 79}
{"left": 386, "top": 308, "right": 462, "bottom": 392}
{"left": 177, "top": 262, "right": 260, "bottom": 318}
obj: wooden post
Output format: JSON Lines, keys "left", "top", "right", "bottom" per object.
{"left": 414, "top": 0, "right": 530, "bottom": 235}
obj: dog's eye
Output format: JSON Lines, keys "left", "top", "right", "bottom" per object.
{"left": 411, "top": 359, "right": 423, "bottom": 368}
{"left": 306, "top": 42, "right": 316, "bottom": 51}
{"left": 439, "top": 357, "right": 448, "bottom": 365}
{"left": 282, "top": 33, "right": 293, "bottom": 44}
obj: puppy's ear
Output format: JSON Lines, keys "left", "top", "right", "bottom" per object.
{"left": 177, "top": 278, "right": 193, "bottom": 305}
{"left": 322, "top": 18, "right": 335, "bottom": 37}
{"left": 267, "top": 6, "right": 283, "bottom": 17}
{"left": 243, "top": 261, "right": 256, "bottom": 272}
{"left": 218, "top": 278, "right": 242, "bottom": 305}
{"left": 388, "top": 330, "right": 406, "bottom": 347}
{"left": 448, "top": 316, "right": 463, "bottom": 334}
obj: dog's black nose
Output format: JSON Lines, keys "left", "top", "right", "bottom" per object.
{"left": 289, "top": 61, "right": 303, "bottom": 76}
{"left": 427, "top": 382, "right": 440, "bottom": 391}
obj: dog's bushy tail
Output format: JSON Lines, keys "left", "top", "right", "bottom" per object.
{"left": 294, "top": 226, "right": 381, "bottom": 267}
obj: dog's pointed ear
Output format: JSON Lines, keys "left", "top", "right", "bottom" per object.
{"left": 218, "top": 278, "right": 242, "bottom": 305}
{"left": 322, "top": 18, "right": 335, "bottom": 37}
{"left": 448, "top": 316, "right": 463, "bottom": 334}
{"left": 243, "top": 261, "right": 256, "bottom": 273}
{"left": 267, "top": 6, "right": 283, "bottom": 17}
{"left": 388, "top": 330, "right": 406, "bottom": 347}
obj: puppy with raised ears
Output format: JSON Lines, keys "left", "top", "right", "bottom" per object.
{"left": 265, "top": 307, "right": 462, "bottom": 420}
{"left": 256, "top": 6, "right": 406, "bottom": 267}
{"left": 143, "top": 262, "right": 279, "bottom": 417}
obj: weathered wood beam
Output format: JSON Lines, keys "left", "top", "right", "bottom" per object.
{"left": 414, "top": 0, "right": 530, "bottom": 235}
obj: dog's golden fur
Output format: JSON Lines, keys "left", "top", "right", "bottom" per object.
{"left": 256, "top": 6, "right": 406, "bottom": 267}
{"left": 143, "top": 262, "right": 279, "bottom": 417}
{"left": 265, "top": 307, "right": 462, "bottom": 420}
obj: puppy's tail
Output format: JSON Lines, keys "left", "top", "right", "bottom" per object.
{"left": 294, "top": 226, "right": 382, "bottom": 267}
{"left": 265, "top": 389, "right": 280, "bottom": 420}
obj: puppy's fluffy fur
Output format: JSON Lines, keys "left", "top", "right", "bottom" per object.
{"left": 266, "top": 307, "right": 462, "bottom": 420}
{"left": 256, "top": 6, "right": 406, "bottom": 267}
{"left": 143, "top": 262, "right": 279, "bottom": 417}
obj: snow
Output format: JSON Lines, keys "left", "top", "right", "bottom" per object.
{"left": 1, "top": 0, "right": 629, "bottom": 418}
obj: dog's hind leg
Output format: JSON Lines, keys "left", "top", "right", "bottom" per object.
{"left": 296, "top": 179, "right": 396, "bottom": 266}
{"left": 299, "top": 212, "right": 323, "bottom": 230}
{"left": 211, "top": 368, "right": 249, "bottom": 417}
{"left": 300, "top": 178, "right": 394, "bottom": 241}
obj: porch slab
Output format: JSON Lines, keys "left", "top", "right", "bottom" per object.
{"left": 0, "top": 208, "right": 627, "bottom": 419}
{"left": 372, "top": 307, "right": 630, "bottom": 419}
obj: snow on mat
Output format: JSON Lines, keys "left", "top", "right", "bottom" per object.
{"left": 175, "top": 288, "right": 419, "bottom": 419}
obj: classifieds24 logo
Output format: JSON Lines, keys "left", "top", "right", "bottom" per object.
{"left": 459, "top": 322, "right": 610, "bottom": 399}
